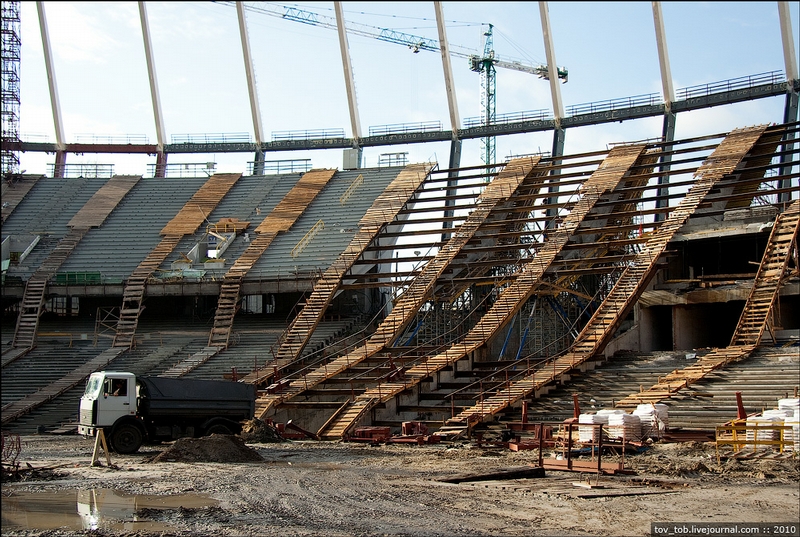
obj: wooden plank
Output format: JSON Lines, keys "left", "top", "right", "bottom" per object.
{"left": 255, "top": 169, "right": 336, "bottom": 233}
{"left": 160, "top": 173, "right": 241, "bottom": 235}
{"left": 438, "top": 466, "right": 545, "bottom": 483}
{"left": 67, "top": 175, "right": 141, "bottom": 228}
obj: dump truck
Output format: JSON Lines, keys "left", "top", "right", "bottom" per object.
{"left": 78, "top": 371, "right": 256, "bottom": 454}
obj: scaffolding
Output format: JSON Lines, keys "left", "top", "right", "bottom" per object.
{"left": 1, "top": 1, "right": 21, "bottom": 179}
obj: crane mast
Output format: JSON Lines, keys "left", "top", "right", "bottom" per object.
{"left": 229, "top": 2, "right": 568, "bottom": 171}
{"left": 470, "top": 24, "right": 497, "bottom": 174}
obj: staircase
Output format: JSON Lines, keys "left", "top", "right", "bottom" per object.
{"left": 317, "top": 399, "right": 376, "bottom": 440}
{"left": 444, "top": 125, "right": 769, "bottom": 429}
{"left": 615, "top": 197, "right": 799, "bottom": 408}
{"left": 10, "top": 176, "right": 143, "bottom": 352}
{"left": 242, "top": 165, "right": 433, "bottom": 387}
{"left": 253, "top": 159, "right": 545, "bottom": 419}
{"left": 208, "top": 169, "right": 337, "bottom": 349}
{"left": 112, "top": 173, "right": 243, "bottom": 349}
{"left": 11, "top": 228, "right": 88, "bottom": 349}
{"left": 266, "top": 227, "right": 379, "bottom": 369}
{"left": 730, "top": 198, "right": 799, "bottom": 346}
{"left": 314, "top": 145, "right": 648, "bottom": 439}
{"left": 204, "top": 230, "right": 291, "bottom": 350}
{"left": 112, "top": 236, "right": 182, "bottom": 348}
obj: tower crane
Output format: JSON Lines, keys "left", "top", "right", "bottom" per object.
{"left": 226, "top": 2, "right": 568, "bottom": 168}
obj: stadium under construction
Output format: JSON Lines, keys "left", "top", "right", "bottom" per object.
{"left": 1, "top": 2, "right": 798, "bottom": 441}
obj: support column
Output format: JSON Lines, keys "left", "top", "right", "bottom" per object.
{"left": 37, "top": 2, "right": 66, "bottom": 178}
{"left": 778, "top": 1, "right": 798, "bottom": 203}
{"left": 779, "top": 92, "right": 798, "bottom": 204}
{"left": 154, "top": 151, "right": 168, "bottom": 178}
{"left": 539, "top": 2, "right": 564, "bottom": 124}
{"left": 139, "top": 2, "right": 167, "bottom": 176}
{"left": 236, "top": 1, "right": 266, "bottom": 176}
{"left": 334, "top": 2, "right": 362, "bottom": 164}
{"left": 435, "top": 1, "right": 462, "bottom": 239}
{"left": 656, "top": 111, "right": 676, "bottom": 220}
{"left": 546, "top": 127, "right": 565, "bottom": 224}
{"left": 652, "top": 2, "right": 677, "bottom": 221}
{"left": 540, "top": 2, "right": 565, "bottom": 225}
{"left": 53, "top": 151, "right": 67, "bottom": 179}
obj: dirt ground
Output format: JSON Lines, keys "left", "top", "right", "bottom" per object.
{"left": 1, "top": 431, "right": 798, "bottom": 537}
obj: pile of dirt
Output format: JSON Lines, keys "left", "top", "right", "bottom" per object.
{"left": 239, "top": 418, "right": 285, "bottom": 444}
{"left": 147, "top": 434, "right": 264, "bottom": 463}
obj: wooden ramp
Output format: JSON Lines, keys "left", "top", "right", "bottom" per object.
{"left": 0, "top": 347, "right": 125, "bottom": 426}
{"left": 252, "top": 158, "right": 544, "bottom": 419}
{"left": 10, "top": 176, "right": 141, "bottom": 353}
{"left": 241, "top": 164, "right": 433, "bottom": 387}
{"left": 1, "top": 175, "right": 40, "bottom": 223}
{"left": 440, "top": 125, "right": 769, "bottom": 432}
{"left": 113, "top": 173, "right": 241, "bottom": 349}
{"left": 615, "top": 197, "right": 799, "bottom": 408}
{"left": 317, "top": 145, "right": 647, "bottom": 439}
{"left": 160, "top": 169, "right": 337, "bottom": 377}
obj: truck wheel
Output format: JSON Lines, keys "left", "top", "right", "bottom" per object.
{"left": 205, "top": 424, "right": 233, "bottom": 435}
{"left": 111, "top": 423, "right": 143, "bottom": 454}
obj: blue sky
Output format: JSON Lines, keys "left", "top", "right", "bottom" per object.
{"left": 16, "top": 1, "right": 799, "bottom": 176}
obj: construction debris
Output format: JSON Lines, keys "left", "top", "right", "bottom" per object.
{"left": 239, "top": 418, "right": 285, "bottom": 444}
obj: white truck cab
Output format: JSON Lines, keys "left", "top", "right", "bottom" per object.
{"left": 78, "top": 371, "right": 137, "bottom": 436}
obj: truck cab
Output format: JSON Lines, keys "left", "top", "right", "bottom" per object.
{"left": 78, "top": 372, "right": 138, "bottom": 445}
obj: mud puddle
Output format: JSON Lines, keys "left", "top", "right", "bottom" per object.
{"left": 2, "top": 487, "right": 219, "bottom": 532}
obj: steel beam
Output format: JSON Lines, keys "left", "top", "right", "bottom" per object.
{"left": 36, "top": 2, "right": 64, "bottom": 157}
{"left": 139, "top": 2, "right": 166, "bottom": 155}
{"left": 539, "top": 2, "right": 564, "bottom": 126}
{"left": 334, "top": 2, "right": 362, "bottom": 144}
{"left": 236, "top": 1, "right": 266, "bottom": 175}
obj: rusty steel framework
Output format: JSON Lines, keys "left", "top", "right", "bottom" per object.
{"left": 242, "top": 123, "right": 799, "bottom": 440}
{"left": 0, "top": 123, "right": 798, "bottom": 440}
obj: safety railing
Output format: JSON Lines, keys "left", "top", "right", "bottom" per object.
{"left": 675, "top": 70, "right": 784, "bottom": 101}
{"left": 715, "top": 422, "right": 798, "bottom": 462}
{"left": 340, "top": 174, "right": 364, "bottom": 205}
{"left": 47, "top": 163, "right": 114, "bottom": 178}
{"left": 271, "top": 128, "right": 346, "bottom": 141}
{"left": 291, "top": 220, "right": 325, "bottom": 258}
{"left": 378, "top": 153, "right": 409, "bottom": 168}
{"left": 170, "top": 132, "right": 251, "bottom": 144}
{"left": 464, "top": 108, "right": 552, "bottom": 128}
{"left": 74, "top": 134, "right": 150, "bottom": 144}
{"left": 248, "top": 159, "right": 312, "bottom": 175}
{"left": 147, "top": 162, "right": 216, "bottom": 178}
{"left": 369, "top": 121, "right": 442, "bottom": 136}
{"left": 567, "top": 92, "right": 662, "bottom": 117}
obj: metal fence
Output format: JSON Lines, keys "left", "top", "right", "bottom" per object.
{"left": 47, "top": 163, "right": 114, "bottom": 178}
{"left": 464, "top": 108, "right": 552, "bottom": 128}
{"left": 676, "top": 70, "right": 784, "bottom": 101}
{"left": 248, "top": 159, "right": 312, "bottom": 175}
{"left": 147, "top": 162, "right": 216, "bottom": 178}
{"left": 170, "top": 133, "right": 251, "bottom": 144}
{"left": 271, "top": 128, "right": 345, "bottom": 141}
{"left": 369, "top": 121, "right": 442, "bottom": 136}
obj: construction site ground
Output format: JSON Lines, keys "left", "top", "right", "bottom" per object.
{"left": 2, "top": 433, "right": 798, "bottom": 537}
